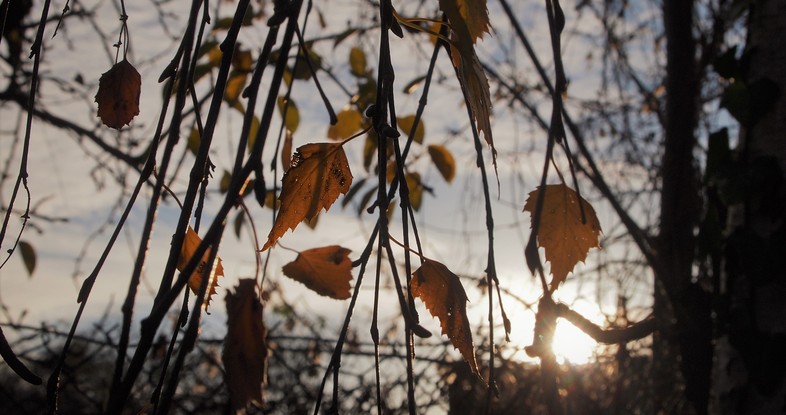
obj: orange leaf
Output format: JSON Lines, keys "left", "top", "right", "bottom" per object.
{"left": 223, "top": 279, "right": 268, "bottom": 411}
{"left": 95, "top": 59, "right": 141, "bottom": 129}
{"left": 412, "top": 259, "right": 479, "bottom": 376}
{"left": 262, "top": 143, "right": 352, "bottom": 250}
{"left": 523, "top": 184, "right": 602, "bottom": 289}
{"left": 282, "top": 245, "right": 353, "bottom": 299}
{"left": 176, "top": 226, "right": 224, "bottom": 309}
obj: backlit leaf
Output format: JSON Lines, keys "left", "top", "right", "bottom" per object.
{"left": 95, "top": 59, "right": 141, "bottom": 129}
{"left": 176, "top": 226, "right": 225, "bottom": 309}
{"left": 327, "top": 109, "right": 363, "bottom": 141}
{"left": 427, "top": 144, "right": 456, "bottom": 182}
{"left": 18, "top": 241, "right": 36, "bottom": 277}
{"left": 223, "top": 279, "right": 268, "bottom": 411}
{"left": 262, "top": 143, "right": 352, "bottom": 250}
{"left": 282, "top": 245, "right": 353, "bottom": 299}
{"left": 454, "top": 0, "right": 490, "bottom": 43}
{"left": 397, "top": 115, "right": 425, "bottom": 144}
{"left": 412, "top": 259, "right": 479, "bottom": 376}
{"left": 349, "top": 46, "right": 367, "bottom": 77}
{"left": 439, "top": 0, "right": 495, "bottom": 166}
{"left": 277, "top": 96, "right": 300, "bottom": 133}
{"left": 523, "top": 184, "right": 602, "bottom": 290}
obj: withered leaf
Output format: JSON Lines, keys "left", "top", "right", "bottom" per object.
{"left": 438, "top": 0, "right": 495, "bottom": 166}
{"left": 453, "top": 0, "right": 490, "bottom": 43}
{"left": 523, "top": 184, "right": 602, "bottom": 290}
{"left": 223, "top": 279, "right": 268, "bottom": 411}
{"left": 95, "top": 59, "right": 141, "bottom": 129}
{"left": 412, "top": 259, "right": 479, "bottom": 376}
{"left": 262, "top": 143, "right": 352, "bottom": 250}
{"left": 282, "top": 245, "right": 353, "bottom": 299}
{"left": 176, "top": 226, "right": 224, "bottom": 309}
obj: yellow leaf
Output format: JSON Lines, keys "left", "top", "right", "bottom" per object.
{"left": 412, "top": 259, "right": 479, "bottom": 376}
{"left": 282, "top": 245, "right": 353, "bottom": 299}
{"left": 262, "top": 143, "right": 352, "bottom": 250}
{"left": 327, "top": 109, "right": 363, "bottom": 141}
{"left": 224, "top": 70, "right": 247, "bottom": 105}
{"left": 246, "top": 116, "right": 260, "bottom": 153}
{"left": 223, "top": 279, "right": 268, "bottom": 411}
{"left": 277, "top": 96, "right": 300, "bottom": 133}
{"left": 427, "top": 144, "right": 456, "bottom": 182}
{"left": 405, "top": 172, "right": 423, "bottom": 211}
{"left": 523, "top": 184, "right": 602, "bottom": 289}
{"left": 187, "top": 127, "right": 200, "bottom": 155}
{"left": 349, "top": 46, "right": 367, "bottom": 77}
{"left": 219, "top": 170, "right": 232, "bottom": 194}
{"left": 176, "top": 226, "right": 224, "bottom": 309}
{"left": 281, "top": 130, "right": 293, "bottom": 172}
{"left": 232, "top": 48, "right": 253, "bottom": 72}
{"left": 397, "top": 115, "right": 425, "bottom": 144}
{"left": 95, "top": 59, "right": 141, "bottom": 129}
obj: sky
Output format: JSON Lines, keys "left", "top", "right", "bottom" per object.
{"left": 0, "top": 0, "right": 660, "bottom": 374}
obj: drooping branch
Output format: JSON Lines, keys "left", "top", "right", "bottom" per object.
{"left": 555, "top": 303, "right": 655, "bottom": 344}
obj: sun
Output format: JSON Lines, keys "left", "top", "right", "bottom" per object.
{"left": 551, "top": 318, "right": 597, "bottom": 365}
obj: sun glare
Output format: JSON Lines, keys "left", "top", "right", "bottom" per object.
{"left": 551, "top": 319, "right": 597, "bottom": 365}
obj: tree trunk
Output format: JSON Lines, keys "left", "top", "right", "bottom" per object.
{"left": 716, "top": 1, "right": 786, "bottom": 413}
{"left": 657, "top": 1, "right": 713, "bottom": 413}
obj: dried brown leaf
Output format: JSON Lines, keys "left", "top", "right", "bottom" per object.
{"left": 176, "top": 226, "right": 224, "bottom": 309}
{"left": 282, "top": 245, "right": 353, "bottom": 299}
{"left": 223, "top": 279, "right": 268, "bottom": 411}
{"left": 95, "top": 59, "right": 141, "bottom": 129}
{"left": 523, "top": 184, "right": 602, "bottom": 289}
{"left": 262, "top": 143, "right": 352, "bottom": 250}
{"left": 412, "top": 259, "right": 479, "bottom": 376}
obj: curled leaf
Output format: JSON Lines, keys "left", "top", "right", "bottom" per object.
{"left": 412, "top": 259, "right": 479, "bottom": 376}
{"left": 282, "top": 245, "right": 353, "bottom": 299}
{"left": 95, "top": 59, "right": 141, "bottom": 129}
{"left": 223, "top": 279, "right": 268, "bottom": 411}
{"left": 523, "top": 184, "right": 602, "bottom": 289}
{"left": 176, "top": 226, "right": 224, "bottom": 309}
{"left": 262, "top": 143, "right": 352, "bottom": 250}
{"left": 439, "top": 0, "right": 495, "bottom": 166}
